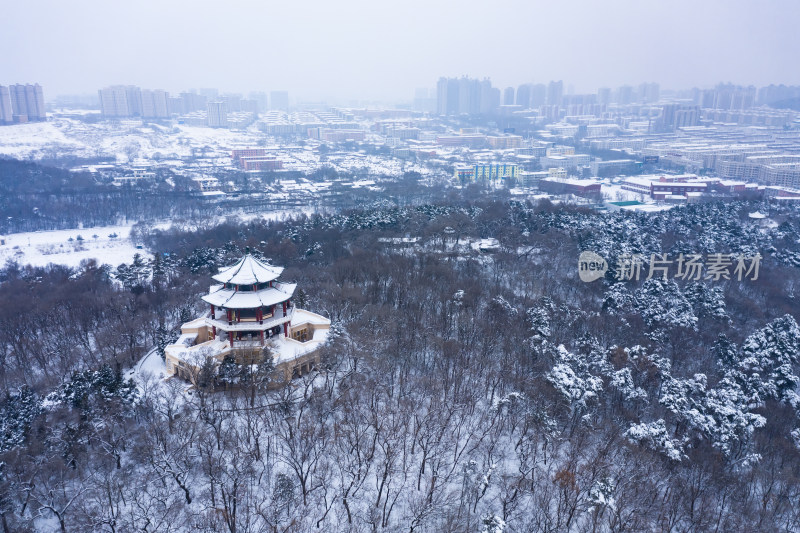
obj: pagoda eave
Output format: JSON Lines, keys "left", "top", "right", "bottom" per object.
{"left": 207, "top": 309, "right": 293, "bottom": 332}
{"left": 202, "top": 284, "right": 296, "bottom": 309}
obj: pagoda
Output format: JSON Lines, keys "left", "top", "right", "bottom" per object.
{"left": 205, "top": 253, "right": 295, "bottom": 346}
{"left": 165, "top": 252, "right": 330, "bottom": 382}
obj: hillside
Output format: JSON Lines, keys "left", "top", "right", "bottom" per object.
{"left": 0, "top": 198, "right": 799, "bottom": 531}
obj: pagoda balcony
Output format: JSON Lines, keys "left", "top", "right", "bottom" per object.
{"left": 207, "top": 306, "right": 294, "bottom": 332}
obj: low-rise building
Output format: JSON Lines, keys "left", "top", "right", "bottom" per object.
{"left": 539, "top": 177, "right": 602, "bottom": 196}
{"left": 540, "top": 153, "right": 591, "bottom": 170}
{"left": 454, "top": 163, "right": 519, "bottom": 182}
{"left": 239, "top": 157, "right": 284, "bottom": 171}
{"left": 436, "top": 134, "right": 487, "bottom": 147}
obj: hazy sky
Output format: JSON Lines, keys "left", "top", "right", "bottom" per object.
{"left": 3, "top": 0, "right": 799, "bottom": 103}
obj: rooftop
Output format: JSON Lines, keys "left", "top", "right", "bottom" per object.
{"left": 212, "top": 253, "right": 284, "bottom": 285}
{"left": 202, "top": 281, "right": 297, "bottom": 309}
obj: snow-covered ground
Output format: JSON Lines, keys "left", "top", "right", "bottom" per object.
{"left": 601, "top": 183, "right": 649, "bottom": 203}
{"left": 0, "top": 117, "right": 433, "bottom": 178}
{"left": 0, "top": 224, "right": 146, "bottom": 268}
{"left": 0, "top": 118, "right": 265, "bottom": 162}
{"left": 128, "top": 348, "right": 167, "bottom": 382}
{"left": 0, "top": 208, "right": 320, "bottom": 269}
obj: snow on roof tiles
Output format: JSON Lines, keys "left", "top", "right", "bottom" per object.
{"left": 202, "top": 282, "right": 297, "bottom": 309}
{"left": 212, "top": 254, "right": 284, "bottom": 285}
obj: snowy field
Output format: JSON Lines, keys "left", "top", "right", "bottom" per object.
{"left": 0, "top": 208, "right": 318, "bottom": 269}
{"left": 0, "top": 118, "right": 264, "bottom": 161}
{"left": 0, "top": 224, "right": 146, "bottom": 268}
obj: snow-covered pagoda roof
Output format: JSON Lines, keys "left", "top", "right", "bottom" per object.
{"left": 202, "top": 282, "right": 297, "bottom": 309}
{"left": 212, "top": 254, "right": 284, "bottom": 285}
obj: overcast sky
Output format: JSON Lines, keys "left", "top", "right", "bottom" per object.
{"left": 3, "top": 0, "right": 799, "bottom": 103}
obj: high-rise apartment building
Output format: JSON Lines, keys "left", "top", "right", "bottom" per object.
{"left": 98, "top": 85, "right": 144, "bottom": 117}
{"left": 457, "top": 77, "right": 481, "bottom": 114}
{"left": 597, "top": 87, "right": 611, "bottom": 106}
{"left": 696, "top": 84, "right": 756, "bottom": 110}
{"left": 658, "top": 103, "right": 700, "bottom": 131}
{"left": 436, "top": 78, "right": 459, "bottom": 115}
{"left": 3, "top": 83, "right": 45, "bottom": 122}
{"left": 222, "top": 94, "right": 242, "bottom": 112}
{"left": 516, "top": 84, "right": 532, "bottom": 108}
{"left": 639, "top": 82, "right": 660, "bottom": 103}
{"left": 758, "top": 84, "right": 800, "bottom": 106}
{"left": 480, "top": 80, "right": 499, "bottom": 114}
{"left": 207, "top": 101, "right": 229, "bottom": 127}
{"left": 167, "top": 96, "right": 183, "bottom": 115}
{"left": 125, "top": 86, "right": 142, "bottom": 116}
{"left": 503, "top": 87, "right": 515, "bottom": 106}
{"left": 531, "top": 84, "right": 547, "bottom": 108}
{"left": 141, "top": 89, "right": 170, "bottom": 118}
{"left": 99, "top": 86, "right": 129, "bottom": 117}
{"left": 179, "top": 92, "right": 208, "bottom": 114}
{"left": 616, "top": 85, "right": 635, "bottom": 105}
{"left": 437, "top": 77, "right": 496, "bottom": 115}
{"left": 547, "top": 80, "right": 563, "bottom": 106}
{"left": 0, "top": 86, "right": 14, "bottom": 124}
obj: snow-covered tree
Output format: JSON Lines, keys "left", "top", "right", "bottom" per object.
{"left": 547, "top": 345, "right": 604, "bottom": 417}
{"left": 625, "top": 420, "right": 685, "bottom": 461}
{"left": 737, "top": 314, "right": 800, "bottom": 407}
{"left": 684, "top": 281, "right": 730, "bottom": 321}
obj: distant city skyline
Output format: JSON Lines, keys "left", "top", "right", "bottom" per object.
{"left": 3, "top": 0, "right": 800, "bottom": 104}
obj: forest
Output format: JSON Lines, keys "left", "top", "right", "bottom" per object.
{"left": 1, "top": 195, "right": 800, "bottom": 532}
{"left": 0, "top": 159, "right": 446, "bottom": 235}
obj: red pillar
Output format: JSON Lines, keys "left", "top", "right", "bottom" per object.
{"left": 229, "top": 332, "right": 234, "bottom": 347}
{"left": 212, "top": 325, "right": 216, "bottom": 338}
{"left": 259, "top": 330, "right": 264, "bottom": 345}
{"left": 227, "top": 309, "right": 232, "bottom": 324}
{"left": 210, "top": 304, "right": 214, "bottom": 318}
{"left": 283, "top": 301, "right": 287, "bottom": 317}
{"left": 283, "top": 322, "right": 288, "bottom": 337}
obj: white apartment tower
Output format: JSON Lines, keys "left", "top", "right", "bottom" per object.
{"left": 141, "top": 89, "right": 170, "bottom": 118}
{"left": 0, "top": 86, "right": 13, "bottom": 124}
{"left": 99, "top": 86, "right": 130, "bottom": 117}
{"left": 98, "top": 85, "right": 144, "bottom": 117}
{"left": 3, "top": 84, "right": 45, "bottom": 122}
{"left": 207, "top": 101, "right": 229, "bottom": 127}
